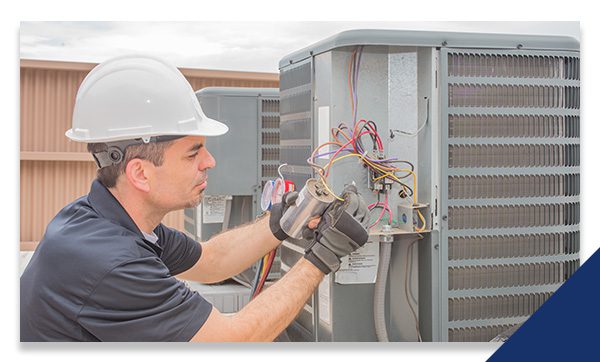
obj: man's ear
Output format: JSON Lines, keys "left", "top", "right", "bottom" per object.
{"left": 124, "top": 158, "right": 150, "bottom": 193}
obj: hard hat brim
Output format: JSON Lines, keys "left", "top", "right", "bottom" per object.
{"left": 65, "top": 116, "right": 229, "bottom": 143}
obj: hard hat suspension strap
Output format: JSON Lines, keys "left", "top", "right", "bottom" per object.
{"left": 91, "top": 135, "right": 184, "bottom": 169}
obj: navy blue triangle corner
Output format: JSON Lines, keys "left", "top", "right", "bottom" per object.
{"left": 488, "top": 247, "right": 600, "bottom": 361}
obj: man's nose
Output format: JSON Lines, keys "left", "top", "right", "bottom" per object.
{"left": 200, "top": 148, "right": 216, "bottom": 170}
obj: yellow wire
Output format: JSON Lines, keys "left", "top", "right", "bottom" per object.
{"left": 321, "top": 179, "right": 345, "bottom": 201}
{"left": 316, "top": 149, "right": 428, "bottom": 232}
{"left": 261, "top": 254, "right": 268, "bottom": 275}
{"left": 415, "top": 210, "right": 426, "bottom": 232}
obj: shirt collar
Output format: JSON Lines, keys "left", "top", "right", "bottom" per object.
{"left": 142, "top": 231, "right": 159, "bottom": 244}
{"left": 87, "top": 179, "right": 148, "bottom": 240}
{"left": 87, "top": 180, "right": 164, "bottom": 256}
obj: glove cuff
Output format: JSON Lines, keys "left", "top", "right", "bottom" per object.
{"left": 304, "top": 242, "right": 340, "bottom": 274}
{"left": 269, "top": 203, "right": 289, "bottom": 241}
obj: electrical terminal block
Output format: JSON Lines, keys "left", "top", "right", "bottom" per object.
{"left": 367, "top": 167, "right": 393, "bottom": 193}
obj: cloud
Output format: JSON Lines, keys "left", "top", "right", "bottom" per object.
{"left": 20, "top": 21, "right": 580, "bottom": 73}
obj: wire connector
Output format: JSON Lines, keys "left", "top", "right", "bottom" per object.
{"left": 367, "top": 167, "right": 393, "bottom": 192}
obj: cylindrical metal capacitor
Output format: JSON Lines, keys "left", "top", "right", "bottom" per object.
{"left": 279, "top": 178, "right": 336, "bottom": 239}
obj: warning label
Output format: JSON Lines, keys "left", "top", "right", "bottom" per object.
{"left": 334, "top": 240, "right": 379, "bottom": 284}
{"left": 202, "top": 195, "right": 231, "bottom": 224}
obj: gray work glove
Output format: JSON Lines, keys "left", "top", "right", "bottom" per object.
{"left": 303, "top": 185, "right": 369, "bottom": 274}
{"left": 269, "top": 191, "right": 299, "bottom": 241}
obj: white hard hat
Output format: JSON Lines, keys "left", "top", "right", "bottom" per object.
{"left": 66, "top": 55, "right": 228, "bottom": 143}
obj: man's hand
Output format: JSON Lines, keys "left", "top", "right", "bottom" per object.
{"left": 303, "top": 184, "right": 369, "bottom": 274}
{"left": 268, "top": 191, "right": 299, "bottom": 241}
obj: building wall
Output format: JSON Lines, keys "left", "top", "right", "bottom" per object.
{"left": 20, "top": 59, "right": 279, "bottom": 247}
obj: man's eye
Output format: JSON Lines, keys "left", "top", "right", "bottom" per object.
{"left": 188, "top": 154, "right": 198, "bottom": 159}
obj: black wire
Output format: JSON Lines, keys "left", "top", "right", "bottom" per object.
{"left": 386, "top": 160, "right": 415, "bottom": 171}
{"left": 355, "top": 122, "right": 379, "bottom": 155}
{"left": 395, "top": 180, "right": 414, "bottom": 198}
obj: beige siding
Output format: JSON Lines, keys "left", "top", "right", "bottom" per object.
{"left": 20, "top": 59, "right": 278, "bottom": 247}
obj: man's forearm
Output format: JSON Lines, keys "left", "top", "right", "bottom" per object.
{"left": 178, "top": 216, "right": 280, "bottom": 283}
{"left": 229, "top": 258, "right": 324, "bottom": 341}
{"left": 191, "top": 257, "right": 324, "bottom": 342}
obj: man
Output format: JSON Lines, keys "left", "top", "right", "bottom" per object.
{"left": 20, "top": 55, "right": 370, "bottom": 342}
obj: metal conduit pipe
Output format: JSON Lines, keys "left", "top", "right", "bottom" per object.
{"left": 374, "top": 239, "right": 392, "bottom": 342}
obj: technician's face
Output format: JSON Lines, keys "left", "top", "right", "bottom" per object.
{"left": 150, "top": 136, "right": 215, "bottom": 211}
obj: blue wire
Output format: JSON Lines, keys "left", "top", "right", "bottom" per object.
{"left": 250, "top": 257, "right": 264, "bottom": 298}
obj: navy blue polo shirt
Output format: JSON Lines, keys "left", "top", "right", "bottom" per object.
{"left": 20, "top": 180, "right": 213, "bottom": 341}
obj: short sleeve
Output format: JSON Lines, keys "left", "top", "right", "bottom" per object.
{"left": 155, "top": 224, "right": 201, "bottom": 275}
{"left": 78, "top": 257, "right": 212, "bottom": 341}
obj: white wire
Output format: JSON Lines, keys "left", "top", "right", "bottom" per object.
{"left": 392, "top": 97, "right": 429, "bottom": 137}
{"left": 396, "top": 120, "right": 427, "bottom": 137}
{"left": 277, "top": 163, "right": 287, "bottom": 181}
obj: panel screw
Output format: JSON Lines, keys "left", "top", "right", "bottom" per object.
{"left": 442, "top": 41, "right": 448, "bottom": 46}
{"left": 434, "top": 244, "right": 439, "bottom": 250}
{"left": 442, "top": 215, "right": 448, "bottom": 221}
{"left": 517, "top": 44, "right": 523, "bottom": 49}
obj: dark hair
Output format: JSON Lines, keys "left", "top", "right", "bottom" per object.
{"left": 87, "top": 140, "right": 175, "bottom": 188}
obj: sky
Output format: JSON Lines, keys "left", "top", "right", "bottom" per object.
{"left": 20, "top": 21, "right": 581, "bottom": 73}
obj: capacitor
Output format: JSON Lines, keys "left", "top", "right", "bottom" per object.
{"left": 279, "top": 178, "right": 336, "bottom": 239}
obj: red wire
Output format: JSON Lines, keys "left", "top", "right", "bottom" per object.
{"left": 353, "top": 119, "right": 383, "bottom": 152}
{"left": 368, "top": 193, "right": 392, "bottom": 228}
{"left": 362, "top": 120, "right": 383, "bottom": 151}
{"left": 369, "top": 205, "right": 387, "bottom": 229}
{"left": 252, "top": 249, "right": 276, "bottom": 298}
{"left": 325, "top": 130, "right": 371, "bottom": 177}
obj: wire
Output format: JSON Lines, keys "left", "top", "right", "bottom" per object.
{"left": 277, "top": 163, "right": 287, "bottom": 181}
{"left": 415, "top": 211, "right": 427, "bottom": 233}
{"left": 395, "top": 121, "right": 427, "bottom": 137}
{"left": 306, "top": 50, "right": 428, "bottom": 234}
{"left": 392, "top": 97, "right": 430, "bottom": 138}
{"left": 369, "top": 204, "right": 387, "bottom": 229}
{"left": 348, "top": 46, "right": 364, "bottom": 126}
{"left": 252, "top": 249, "right": 276, "bottom": 299}
{"left": 407, "top": 239, "right": 418, "bottom": 306}
{"left": 368, "top": 192, "right": 393, "bottom": 229}
{"left": 405, "top": 239, "right": 422, "bottom": 342}
{"left": 250, "top": 257, "right": 264, "bottom": 297}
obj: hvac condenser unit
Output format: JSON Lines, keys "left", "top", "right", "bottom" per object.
{"left": 278, "top": 30, "right": 580, "bottom": 342}
{"left": 184, "top": 87, "right": 281, "bottom": 285}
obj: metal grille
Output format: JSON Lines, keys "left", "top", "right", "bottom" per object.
{"left": 259, "top": 97, "right": 280, "bottom": 182}
{"left": 449, "top": 292, "right": 553, "bottom": 321}
{"left": 449, "top": 324, "right": 518, "bottom": 342}
{"left": 258, "top": 97, "right": 282, "bottom": 280}
{"left": 449, "top": 84, "right": 580, "bottom": 108}
{"left": 261, "top": 131, "right": 280, "bottom": 145}
{"left": 449, "top": 174, "right": 580, "bottom": 199}
{"left": 279, "top": 60, "right": 314, "bottom": 337}
{"left": 447, "top": 203, "right": 580, "bottom": 229}
{"left": 448, "top": 53, "right": 580, "bottom": 80}
{"left": 449, "top": 231, "right": 580, "bottom": 260}
{"left": 448, "top": 144, "right": 580, "bottom": 168}
{"left": 449, "top": 114, "right": 579, "bottom": 138}
{"left": 279, "top": 60, "right": 313, "bottom": 180}
{"left": 441, "top": 49, "right": 580, "bottom": 341}
{"left": 448, "top": 261, "right": 578, "bottom": 290}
